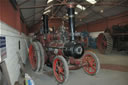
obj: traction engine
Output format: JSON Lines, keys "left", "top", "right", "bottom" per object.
{"left": 29, "top": 3, "right": 100, "bottom": 84}
{"left": 97, "top": 25, "right": 128, "bottom": 54}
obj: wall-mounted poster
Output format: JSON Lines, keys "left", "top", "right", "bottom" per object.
{"left": 0, "top": 36, "right": 7, "bottom": 63}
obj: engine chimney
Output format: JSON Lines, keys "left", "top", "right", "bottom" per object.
{"left": 43, "top": 15, "right": 49, "bottom": 34}
{"left": 64, "top": 3, "right": 84, "bottom": 59}
{"left": 67, "top": 3, "right": 75, "bottom": 41}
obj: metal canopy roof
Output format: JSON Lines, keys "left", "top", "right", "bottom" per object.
{"left": 16, "top": 0, "right": 128, "bottom": 27}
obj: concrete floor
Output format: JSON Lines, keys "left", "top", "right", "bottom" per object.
{"left": 25, "top": 49, "right": 128, "bottom": 85}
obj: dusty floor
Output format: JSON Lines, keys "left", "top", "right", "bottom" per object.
{"left": 25, "top": 49, "right": 128, "bottom": 85}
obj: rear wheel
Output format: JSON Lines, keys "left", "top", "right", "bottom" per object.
{"left": 53, "top": 56, "right": 69, "bottom": 84}
{"left": 97, "top": 33, "right": 113, "bottom": 54}
{"left": 36, "top": 42, "right": 45, "bottom": 71}
{"left": 82, "top": 51, "right": 100, "bottom": 75}
{"left": 28, "top": 42, "right": 41, "bottom": 72}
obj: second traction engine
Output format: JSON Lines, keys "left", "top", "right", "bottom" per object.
{"left": 28, "top": 3, "right": 100, "bottom": 84}
{"left": 41, "top": 7, "right": 84, "bottom": 62}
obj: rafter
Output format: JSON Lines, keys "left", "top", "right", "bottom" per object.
{"left": 20, "top": 2, "right": 128, "bottom": 9}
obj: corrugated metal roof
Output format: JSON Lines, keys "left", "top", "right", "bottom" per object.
{"left": 16, "top": 0, "right": 128, "bottom": 27}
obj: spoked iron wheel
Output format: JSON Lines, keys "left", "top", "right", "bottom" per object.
{"left": 36, "top": 42, "right": 45, "bottom": 71}
{"left": 53, "top": 56, "right": 69, "bottom": 84}
{"left": 29, "top": 42, "right": 41, "bottom": 72}
{"left": 82, "top": 51, "right": 100, "bottom": 75}
{"left": 97, "top": 33, "right": 113, "bottom": 54}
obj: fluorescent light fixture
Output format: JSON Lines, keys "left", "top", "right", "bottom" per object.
{"left": 43, "top": 9, "right": 51, "bottom": 14}
{"left": 100, "top": 10, "right": 104, "bottom": 13}
{"left": 64, "top": 16, "right": 68, "bottom": 19}
{"left": 49, "top": 27, "right": 53, "bottom": 31}
{"left": 75, "top": 12, "right": 78, "bottom": 15}
{"left": 86, "top": 0, "right": 97, "bottom": 4}
{"left": 76, "top": 4, "right": 86, "bottom": 10}
{"left": 45, "top": 5, "right": 52, "bottom": 10}
{"left": 47, "top": 0, "right": 53, "bottom": 4}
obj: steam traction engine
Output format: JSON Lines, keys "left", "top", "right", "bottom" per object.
{"left": 97, "top": 25, "right": 128, "bottom": 54}
{"left": 29, "top": 3, "right": 100, "bottom": 84}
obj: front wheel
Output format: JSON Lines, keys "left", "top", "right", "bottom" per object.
{"left": 53, "top": 56, "right": 69, "bottom": 84}
{"left": 82, "top": 51, "right": 100, "bottom": 75}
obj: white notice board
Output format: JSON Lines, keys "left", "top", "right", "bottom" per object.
{"left": 0, "top": 36, "right": 7, "bottom": 63}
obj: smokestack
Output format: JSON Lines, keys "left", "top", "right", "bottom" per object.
{"left": 67, "top": 3, "right": 75, "bottom": 41}
{"left": 43, "top": 15, "right": 49, "bottom": 34}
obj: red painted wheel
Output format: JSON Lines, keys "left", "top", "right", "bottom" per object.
{"left": 82, "top": 51, "right": 100, "bottom": 75}
{"left": 29, "top": 44, "right": 38, "bottom": 71}
{"left": 53, "top": 56, "right": 69, "bottom": 84}
{"left": 97, "top": 33, "right": 113, "bottom": 54}
{"left": 29, "top": 42, "right": 41, "bottom": 72}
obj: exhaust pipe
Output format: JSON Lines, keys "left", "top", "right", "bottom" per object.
{"left": 43, "top": 15, "right": 49, "bottom": 34}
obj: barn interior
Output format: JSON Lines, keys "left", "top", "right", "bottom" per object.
{"left": 0, "top": 0, "right": 128, "bottom": 85}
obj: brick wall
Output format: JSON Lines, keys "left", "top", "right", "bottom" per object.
{"left": 0, "top": 0, "right": 28, "bottom": 34}
{"left": 76, "top": 11, "right": 128, "bottom": 32}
